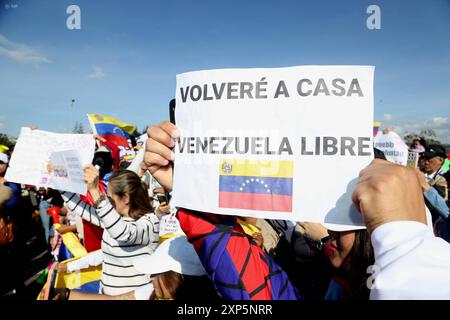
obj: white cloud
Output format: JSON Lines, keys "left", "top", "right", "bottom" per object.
{"left": 87, "top": 66, "right": 105, "bottom": 79}
{"left": 390, "top": 115, "right": 450, "bottom": 143}
{"left": 383, "top": 113, "right": 393, "bottom": 121}
{"left": 0, "top": 34, "right": 50, "bottom": 65}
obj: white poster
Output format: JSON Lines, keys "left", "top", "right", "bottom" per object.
{"left": 136, "top": 133, "right": 148, "bottom": 148}
{"left": 373, "top": 131, "right": 408, "bottom": 166}
{"left": 171, "top": 66, "right": 374, "bottom": 228}
{"left": 5, "top": 127, "right": 95, "bottom": 190}
{"left": 407, "top": 151, "right": 419, "bottom": 169}
{"left": 50, "top": 150, "right": 87, "bottom": 195}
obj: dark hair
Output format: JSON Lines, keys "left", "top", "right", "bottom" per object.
{"left": 150, "top": 271, "right": 183, "bottom": 300}
{"left": 336, "top": 230, "right": 374, "bottom": 300}
{"left": 119, "top": 160, "right": 131, "bottom": 170}
{"left": 92, "top": 152, "right": 114, "bottom": 179}
{"left": 108, "top": 170, "right": 153, "bottom": 219}
{"left": 410, "top": 137, "right": 427, "bottom": 149}
{"left": 149, "top": 271, "right": 221, "bottom": 300}
{"left": 129, "top": 135, "right": 137, "bottom": 148}
{"left": 373, "top": 148, "right": 386, "bottom": 160}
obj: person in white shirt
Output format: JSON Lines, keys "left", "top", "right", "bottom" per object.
{"left": 353, "top": 159, "right": 450, "bottom": 299}
{"left": 144, "top": 120, "right": 450, "bottom": 300}
{"left": 59, "top": 166, "right": 160, "bottom": 296}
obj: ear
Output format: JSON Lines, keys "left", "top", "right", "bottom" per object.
{"left": 123, "top": 194, "right": 130, "bottom": 205}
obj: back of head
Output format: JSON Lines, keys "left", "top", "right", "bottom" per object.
{"left": 92, "top": 150, "right": 114, "bottom": 180}
{"left": 108, "top": 170, "right": 153, "bottom": 219}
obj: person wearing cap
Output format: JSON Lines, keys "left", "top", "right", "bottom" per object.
{"left": 419, "top": 144, "right": 448, "bottom": 200}
{"left": 298, "top": 221, "right": 373, "bottom": 300}
{"left": 414, "top": 168, "right": 450, "bottom": 243}
{"left": 0, "top": 184, "right": 14, "bottom": 243}
{"left": 57, "top": 166, "right": 160, "bottom": 296}
{"left": 145, "top": 121, "right": 450, "bottom": 300}
{"left": 144, "top": 121, "right": 302, "bottom": 300}
{"left": 409, "top": 137, "right": 427, "bottom": 154}
{"left": 0, "top": 166, "right": 26, "bottom": 296}
{"left": 53, "top": 236, "right": 219, "bottom": 300}
{"left": 0, "top": 153, "right": 21, "bottom": 210}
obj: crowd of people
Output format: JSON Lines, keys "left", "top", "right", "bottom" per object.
{"left": 0, "top": 122, "right": 449, "bottom": 300}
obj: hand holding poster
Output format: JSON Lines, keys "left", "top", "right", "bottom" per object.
{"left": 49, "top": 150, "right": 87, "bottom": 194}
{"left": 171, "top": 66, "right": 374, "bottom": 228}
{"left": 5, "top": 127, "right": 95, "bottom": 192}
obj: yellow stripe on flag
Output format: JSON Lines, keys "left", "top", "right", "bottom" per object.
{"left": 220, "top": 159, "right": 293, "bottom": 178}
{"left": 54, "top": 256, "right": 102, "bottom": 289}
{"left": 61, "top": 232, "right": 88, "bottom": 258}
{"left": 87, "top": 114, "right": 137, "bottom": 134}
{"left": 373, "top": 121, "right": 381, "bottom": 127}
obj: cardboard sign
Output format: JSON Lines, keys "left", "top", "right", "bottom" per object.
{"left": 5, "top": 127, "right": 95, "bottom": 189}
{"left": 50, "top": 150, "right": 87, "bottom": 194}
{"left": 407, "top": 151, "right": 419, "bottom": 168}
{"left": 373, "top": 131, "right": 408, "bottom": 166}
{"left": 171, "top": 66, "right": 374, "bottom": 227}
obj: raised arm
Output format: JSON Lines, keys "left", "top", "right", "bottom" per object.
{"left": 353, "top": 159, "right": 450, "bottom": 299}
{"left": 60, "top": 191, "right": 103, "bottom": 227}
{"left": 94, "top": 197, "right": 159, "bottom": 245}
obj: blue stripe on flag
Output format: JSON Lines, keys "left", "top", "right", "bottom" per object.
{"left": 95, "top": 123, "right": 130, "bottom": 138}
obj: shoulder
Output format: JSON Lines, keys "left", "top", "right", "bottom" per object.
{"left": 435, "top": 174, "right": 447, "bottom": 184}
{"left": 138, "top": 213, "right": 160, "bottom": 224}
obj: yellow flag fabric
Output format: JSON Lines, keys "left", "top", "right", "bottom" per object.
{"left": 0, "top": 145, "right": 9, "bottom": 153}
{"left": 61, "top": 232, "right": 88, "bottom": 258}
{"left": 87, "top": 113, "right": 137, "bottom": 135}
{"left": 54, "top": 256, "right": 102, "bottom": 289}
{"left": 237, "top": 218, "right": 262, "bottom": 236}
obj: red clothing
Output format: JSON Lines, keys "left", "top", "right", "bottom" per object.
{"left": 78, "top": 181, "right": 107, "bottom": 252}
{"left": 82, "top": 221, "right": 103, "bottom": 252}
{"left": 177, "top": 208, "right": 300, "bottom": 300}
{"left": 101, "top": 138, "right": 120, "bottom": 170}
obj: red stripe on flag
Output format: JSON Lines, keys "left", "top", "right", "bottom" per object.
{"left": 101, "top": 134, "right": 130, "bottom": 148}
{"left": 219, "top": 192, "right": 292, "bottom": 212}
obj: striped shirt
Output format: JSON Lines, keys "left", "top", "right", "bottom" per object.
{"left": 60, "top": 191, "right": 159, "bottom": 296}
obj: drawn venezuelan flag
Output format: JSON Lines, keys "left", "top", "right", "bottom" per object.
{"left": 219, "top": 159, "right": 293, "bottom": 212}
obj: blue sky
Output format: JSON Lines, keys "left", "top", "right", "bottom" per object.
{"left": 0, "top": 0, "right": 449, "bottom": 142}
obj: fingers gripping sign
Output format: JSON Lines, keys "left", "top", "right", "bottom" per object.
{"left": 352, "top": 159, "right": 427, "bottom": 234}
{"left": 144, "top": 121, "right": 180, "bottom": 192}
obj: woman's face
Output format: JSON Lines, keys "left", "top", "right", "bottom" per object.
{"left": 323, "top": 231, "right": 356, "bottom": 268}
{"left": 107, "top": 189, "right": 129, "bottom": 216}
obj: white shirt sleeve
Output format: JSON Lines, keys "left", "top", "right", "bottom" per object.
{"left": 67, "top": 250, "right": 104, "bottom": 272}
{"left": 370, "top": 221, "right": 450, "bottom": 300}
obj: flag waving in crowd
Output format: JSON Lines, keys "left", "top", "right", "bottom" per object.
{"left": 87, "top": 114, "right": 137, "bottom": 149}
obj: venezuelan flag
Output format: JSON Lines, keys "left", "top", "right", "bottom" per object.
{"left": 373, "top": 121, "right": 381, "bottom": 137}
{"left": 87, "top": 114, "right": 137, "bottom": 148}
{"left": 219, "top": 159, "right": 293, "bottom": 212}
